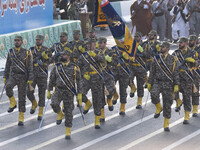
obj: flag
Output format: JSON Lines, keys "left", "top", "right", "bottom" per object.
{"left": 93, "top": 0, "right": 107, "bottom": 27}
{"left": 97, "top": 0, "right": 138, "bottom": 57}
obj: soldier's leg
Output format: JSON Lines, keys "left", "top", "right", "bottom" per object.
{"left": 180, "top": 81, "right": 193, "bottom": 124}
{"left": 135, "top": 70, "right": 146, "bottom": 109}
{"left": 151, "top": 83, "right": 162, "bottom": 118}
{"left": 82, "top": 79, "right": 92, "bottom": 114}
{"left": 162, "top": 85, "right": 173, "bottom": 132}
{"left": 6, "top": 76, "right": 17, "bottom": 113}
{"left": 119, "top": 74, "right": 129, "bottom": 115}
{"left": 129, "top": 66, "right": 136, "bottom": 98}
{"left": 27, "top": 79, "right": 37, "bottom": 114}
{"left": 192, "top": 82, "right": 199, "bottom": 117}
{"left": 63, "top": 94, "right": 74, "bottom": 139}
{"left": 50, "top": 88, "right": 64, "bottom": 125}
{"left": 105, "top": 75, "right": 115, "bottom": 111}
{"left": 37, "top": 77, "right": 47, "bottom": 119}
{"left": 112, "top": 74, "right": 119, "bottom": 104}
{"left": 91, "top": 76, "right": 103, "bottom": 129}
{"left": 17, "top": 79, "right": 27, "bottom": 126}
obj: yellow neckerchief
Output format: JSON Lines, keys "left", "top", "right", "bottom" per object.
{"left": 62, "top": 61, "right": 70, "bottom": 66}
{"left": 150, "top": 40, "right": 155, "bottom": 45}
{"left": 181, "top": 47, "right": 188, "bottom": 55}
{"left": 98, "top": 47, "right": 107, "bottom": 69}
{"left": 61, "top": 42, "right": 68, "bottom": 48}
{"left": 15, "top": 47, "right": 21, "bottom": 52}
{"left": 161, "top": 53, "right": 168, "bottom": 60}
{"left": 36, "top": 46, "right": 42, "bottom": 52}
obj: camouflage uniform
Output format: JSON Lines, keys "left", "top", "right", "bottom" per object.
{"left": 70, "top": 30, "right": 86, "bottom": 63}
{"left": 148, "top": 47, "right": 179, "bottom": 119}
{"left": 172, "top": 39, "right": 198, "bottom": 113}
{"left": 50, "top": 32, "right": 73, "bottom": 63}
{"left": 111, "top": 48, "right": 130, "bottom": 105}
{"left": 27, "top": 44, "right": 49, "bottom": 108}
{"left": 189, "top": 35, "right": 200, "bottom": 108}
{"left": 4, "top": 37, "right": 33, "bottom": 113}
{"left": 129, "top": 41, "right": 147, "bottom": 100}
{"left": 48, "top": 60, "right": 82, "bottom": 127}
{"left": 142, "top": 30, "right": 160, "bottom": 71}
{"left": 77, "top": 47, "right": 105, "bottom": 116}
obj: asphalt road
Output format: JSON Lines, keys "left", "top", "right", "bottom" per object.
{"left": 0, "top": 23, "right": 200, "bottom": 150}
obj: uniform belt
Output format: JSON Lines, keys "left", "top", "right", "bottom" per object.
{"left": 146, "top": 58, "right": 153, "bottom": 61}
{"left": 85, "top": 71, "right": 98, "bottom": 75}
{"left": 179, "top": 68, "right": 193, "bottom": 72}
{"left": 117, "top": 64, "right": 121, "bottom": 67}
{"left": 131, "top": 63, "right": 141, "bottom": 66}
{"left": 34, "top": 63, "right": 39, "bottom": 67}
{"left": 73, "top": 58, "right": 78, "bottom": 62}
{"left": 155, "top": 12, "right": 164, "bottom": 17}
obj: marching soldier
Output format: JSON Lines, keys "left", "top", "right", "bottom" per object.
{"left": 47, "top": 50, "right": 83, "bottom": 139}
{"left": 84, "top": 28, "right": 99, "bottom": 48}
{"left": 172, "top": 37, "right": 198, "bottom": 124}
{"left": 129, "top": 32, "right": 147, "bottom": 109}
{"left": 77, "top": 38, "right": 104, "bottom": 129}
{"left": 97, "top": 37, "right": 117, "bottom": 122}
{"left": 111, "top": 47, "right": 130, "bottom": 115}
{"left": 27, "top": 35, "right": 50, "bottom": 120}
{"left": 70, "top": 30, "right": 86, "bottom": 63}
{"left": 188, "top": 35, "right": 200, "bottom": 117}
{"left": 143, "top": 30, "right": 160, "bottom": 71}
{"left": 147, "top": 41, "right": 179, "bottom": 131}
{"left": 50, "top": 32, "right": 73, "bottom": 63}
{"left": 151, "top": 0, "right": 167, "bottom": 41}
{"left": 3, "top": 36, "right": 33, "bottom": 126}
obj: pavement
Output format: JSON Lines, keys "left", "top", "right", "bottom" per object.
{"left": 0, "top": 23, "right": 200, "bottom": 150}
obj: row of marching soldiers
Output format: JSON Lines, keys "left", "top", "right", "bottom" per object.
{"left": 3, "top": 28, "right": 200, "bottom": 139}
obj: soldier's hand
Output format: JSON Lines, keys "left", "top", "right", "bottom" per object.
{"left": 174, "top": 85, "right": 179, "bottom": 93}
{"left": 78, "top": 45, "right": 85, "bottom": 53}
{"left": 3, "top": 78, "right": 6, "bottom": 84}
{"left": 185, "top": 57, "right": 195, "bottom": 63}
{"left": 138, "top": 45, "right": 144, "bottom": 53}
{"left": 41, "top": 51, "right": 49, "bottom": 60}
{"left": 77, "top": 93, "right": 82, "bottom": 107}
{"left": 88, "top": 51, "right": 96, "bottom": 57}
{"left": 105, "top": 55, "right": 112, "bottom": 63}
{"left": 146, "top": 83, "right": 151, "bottom": 91}
{"left": 122, "top": 52, "right": 129, "bottom": 60}
{"left": 27, "top": 80, "right": 33, "bottom": 84}
{"left": 47, "top": 91, "right": 52, "bottom": 99}
{"left": 83, "top": 73, "right": 90, "bottom": 80}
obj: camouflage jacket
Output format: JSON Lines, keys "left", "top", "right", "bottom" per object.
{"left": 48, "top": 61, "right": 83, "bottom": 94}
{"left": 148, "top": 54, "right": 179, "bottom": 86}
{"left": 69, "top": 40, "right": 85, "bottom": 62}
{"left": 77, "top": 49, "right": 105, "bottom": 77}
{"left": 30, "top": 46, "right": 50, "bottom": 78}
{"left": 4, "top": 47, "right": 33, "bottom": 81}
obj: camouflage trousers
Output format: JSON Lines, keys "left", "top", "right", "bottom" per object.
{"left": 129, "top": 65, "right": 146, "bottom": 97}
{"left": 50, "top": 87, "right": 74, "bottom": 127}
{"left": 150, "top": 80, "right": 173, "bottom": 119}
{"left": 112, "top": 66, "right": 129, "bottom": 104}
{"left": 27, "top": 76, "right": 47, "bottom": 107}
{"left": 101, "top": 72, "right": 116, "bottom": 107}
{"left": 82, "top": 74, "right": 103, "bottom": 116}
{"left": 192, "top": 78, "right": 199, "bottom": 106}
{"left": 6, "top": 74, "right": 27, "bottom": 112}
{"left": 179, "top": 79, "right": 193, "bottom": 112}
